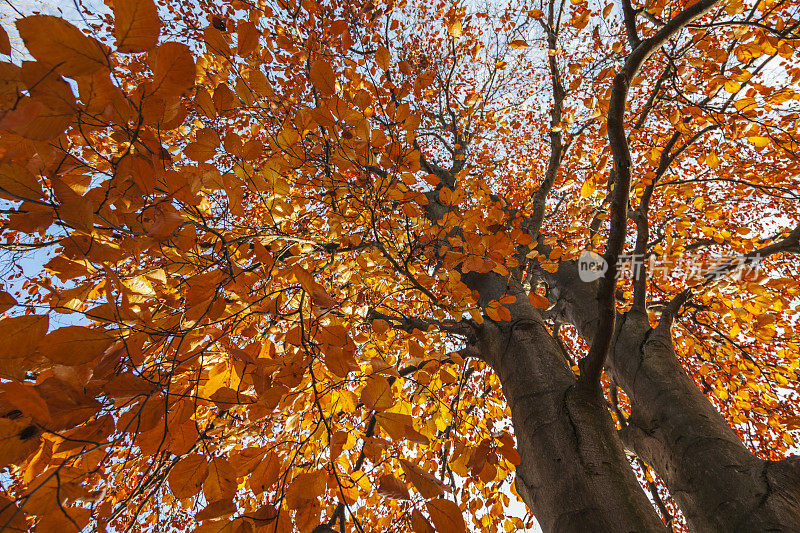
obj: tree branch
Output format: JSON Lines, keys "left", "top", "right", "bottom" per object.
{"left": 580, "top": 0, "right": 724, "bottom": 389}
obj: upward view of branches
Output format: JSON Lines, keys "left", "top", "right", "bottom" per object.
{"left": 0, "top": 0, "right": 799, "bottom": 531}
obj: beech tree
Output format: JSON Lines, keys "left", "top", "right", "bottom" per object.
{"left": 1, "top": 0, "right": 800, "bottom": 530}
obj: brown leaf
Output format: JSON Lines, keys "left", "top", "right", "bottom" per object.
{"left": 361, "top": 375, "right": 394, "bottom": 411}
{"left": 169, "top": 454, "right": 209, "bottom": 499}
{"left": 0, "top": 163, "right": 44, "bottom": 201}
{"left": 0, "top": 291, "right": 16, "bottom": 314}
{"left": 377, "top": 474, "right": 410, "bottom": 500}
{"left": 204, "top": 456, "right": 237, "bottom": 501}
{"left": 410, "top": 509, "right": 435, "bottom": 533}
{"left": 149, "top": 42, "right": 196, "bottom": 96}
{"left": 38, "top": 326, "right": 113, "bottom": 366}
{"left": 247, "top": 451, "right": 281, "bottom": 494}
{"left": 426, "top": 499, "right": 466, "bottom": 533}
{"left": 237, "top": 20, "right": 259, "bottom": 56}
{"left": 16, "top": 16, "right": 107, "bottom": 77}
{"left": 310, "top": 60, "right": 336, "bottom": 96}
{"left": 400, "top": 459, "right": 447, "bottom": 499}
{"left": 113, "top": 0, "right": 160, "bottom": 53}
{"left": 0, "top": 315, "right": 48, "bottom": 359}
{"left": 285, "top": 470, "right": 326, "bottom": 509}
{"left": 3, "top": 381, "right": 50, "bottom": 423}
{"left": 372, "top": 318, "right": 390, "bottom": 334}
{"left": 196, "top": 499, "right": 236, "bottom": 522}
{"left": 0, "top": 25, "right": 10, "bottom": 56}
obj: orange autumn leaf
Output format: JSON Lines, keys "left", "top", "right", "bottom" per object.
{"left": 2, "top": 381, "right": 50, "bottom": 423}
{"left": 38, "top": 326, "right": 113, "bottom": 366}
{"left": 113, "top": 0, "right": 161, "bottom": 53}
{"left": 149, "top": 42, "right": 195, "bottom": 96}
{"left": 362, "top": 375, "right": 394, "bottom": 411}
{"left": 169, "top": 455, "right": 209, "bottom": 499}
{"left": 310, "top": 60, "right": 336, "bottom": 96}
{"left": 529, "top": 292, "right": 550, "bottom": 309}
{"left": 0, "top": 315, "right": 48, "bottom": 359}
{"left": 426, "top": 498, "right": 467, "bottom": 533}
{"left": 377, "top": 474, "right": 410, "bottom": 500}
{"left": 16, "top": 16, "right": 107, "bottom": 77}
{"left": 400, "top": 459, "right": 447, "bottom": 499}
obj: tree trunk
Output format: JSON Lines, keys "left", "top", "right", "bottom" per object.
{"left": 545, "top": 262, "right": 800, "bottom": 531}
{"left": 472, "top": 277, "right": 666, "bottom": 532}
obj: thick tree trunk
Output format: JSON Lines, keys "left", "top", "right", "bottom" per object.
{"left": 472, "top": 279, "right": 666, "bottom": 532}
{"left": 545, "top": 262, "right": 800, "bottom": 531}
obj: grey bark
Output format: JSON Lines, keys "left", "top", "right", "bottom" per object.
{"left": 468, "top": 273, "right": 666, "bottom": 532}
{"left": 544, "top": 261, "right": 800, "bottom": 531}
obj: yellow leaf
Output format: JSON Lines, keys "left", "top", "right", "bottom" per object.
{"left": 707, "top": 151, "right": 719, "bottom": 169}
{"left": 529, "top": 8, "right": 545, "bottom": 18}
{"left": 375, "top": 412, "right": 428, "bottom": 444}
{"left": 0, "top": 315, "right": 48, "bottom": 359}
{"left": 580, "top": 178, "right": 595, "bottom": 197}
{"left": 724, "top": 80, "right": 741, "bottom": 93}
{"left": 16, "top": 16, "right": 107, "bottom": 77}
{"left": 447, "top": 20, "right": 463, "bottom": 39}
{"left": 748, "top": 136, "right": 770, "bottom": 148}
{"left": 113, "top": 0, "right": 160, "bottom": 53}
{"left": 38, "top": 326, "right": 113, "bottom": 366}
{"left": 464, "top": 92, "right": 480, "bottom": 106}
{"left": 734, "top": 97, "right": 757, "bottom": 112}
{"left": 510, "top": 39, "right": 529, "bottom": 49}
{"left": 310, "top": 60, "right": 336, "bottom": 96}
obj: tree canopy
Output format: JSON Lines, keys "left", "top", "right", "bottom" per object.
{"left": 0, "top": 0, "right": 799, "bottom": 531}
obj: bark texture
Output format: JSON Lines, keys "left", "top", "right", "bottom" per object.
{"left": 545, "top": 261, "right": 800, "bottom": 531}
{"left": 470, "top": 275, "right": 666, "bottom": 532}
